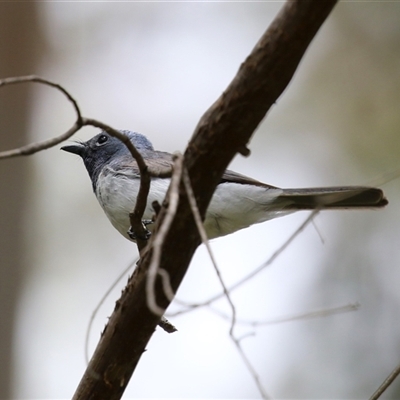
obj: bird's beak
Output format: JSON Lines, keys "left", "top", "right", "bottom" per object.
{"left": 61, "top": 143, "right": 85, "bottom": 157}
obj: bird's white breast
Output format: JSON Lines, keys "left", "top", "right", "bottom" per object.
{"left": 96, "top": 167, "right": 170, "bottom": 239}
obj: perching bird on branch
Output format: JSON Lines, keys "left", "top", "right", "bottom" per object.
{"left": 62, "top": 130, "right": 387, "bottom": 241}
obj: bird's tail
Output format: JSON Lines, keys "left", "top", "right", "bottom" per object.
{"left": 277, "top": 187, "right": 388, "bottom": 210}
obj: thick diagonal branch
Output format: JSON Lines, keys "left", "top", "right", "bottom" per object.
{"left": 72, "top": 1, "right": 338, "bottom": 399}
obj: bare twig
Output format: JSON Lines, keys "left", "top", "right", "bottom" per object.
{"left": 231, "top": 336, "right": 271, "bottom": 399}
{"left": 209, "top": 302, "right": 360, "bottom": 327}
{"left": 0, "top": 75, "right": 82, "bottom": 158}
{"left": 0, "top": 75, "right": 82, "bottom": 120}
{"left": 369, "top": 364, "right": 400, "bottom": 400}
{"left": 170, "top": 210, "right": 319, "bottom": 316}
{"left": 157, "top": 316, "right": 178, "bottom": 334}
{"left": 181, "top": 165, "right": 237, "bottom": 330}
{"left": 182, "top": 166, "right": 270, "bottom": 399}
{"left": 181, "top": 165, "right": 237, "bottom": 332}
{"left": 86, "top": 253, "right": 177, "bottom": 364}
{"left": 146, "top": 154, "right": 183, "bottom": 316}
{"left": 209, "top": 211, "right": 319, "bottom": 299}
{"left": 85, "top": 257, "right": 139, "bottom": 365}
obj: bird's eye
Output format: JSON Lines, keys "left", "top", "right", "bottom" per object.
{"left": 96, "top": 134, "right": 108, "bottom": 146}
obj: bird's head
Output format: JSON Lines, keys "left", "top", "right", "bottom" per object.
{"left": 61, "top": 130, "right": 153, "bottom": 189}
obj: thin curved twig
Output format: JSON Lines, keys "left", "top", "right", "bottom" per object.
{"left": 181, "top": 165, "right": 270, "bottom": 399}
{"left": 209, "top": 302, "right": 360, "bottom": 327}
{"left": 0, "top": 75, "right": 82, "bottom": 119}
{"left": 0, "top": 122, "right": 82, "bottom": 159}
{"left": 85, "top": 257, "right": 139, "bottom": 365}
{"left": 0, "top": 75, "right": 82, "bottom": 159}
{"left": 370, "top": 364, "right": 400, "bottom": 400}
{"left": 146, "top": 153, "right": 183, "bottom": 316}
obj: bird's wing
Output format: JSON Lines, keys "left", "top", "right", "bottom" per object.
{"left": 220, "top": 169, "right": 279, "bottom": 189}
{"left": 108, "top": 151, "right": 175, "bottom": 178}
{"left": 112, "top": 152, "right": 279, "bottom": 188}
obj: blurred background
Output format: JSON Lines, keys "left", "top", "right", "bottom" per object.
{"left": 1, "top": 1, "right": 399, "bottom": 399}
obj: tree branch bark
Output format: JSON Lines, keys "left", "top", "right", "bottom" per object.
{"left": 72, "top": 1, "right": 338, "bottom": 399}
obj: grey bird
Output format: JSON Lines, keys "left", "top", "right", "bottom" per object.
{"left": 61, "top": 130, "right": 388, "bottom": 241}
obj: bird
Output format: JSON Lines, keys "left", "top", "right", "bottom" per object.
{"left": 61, "top": 130, "right": 388, "bottom": 241}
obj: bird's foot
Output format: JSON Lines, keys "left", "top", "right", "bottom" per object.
{"left": 128, "top": 220, "right": 153, "bottom": 241}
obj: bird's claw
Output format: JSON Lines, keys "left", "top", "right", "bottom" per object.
{"left": 128, "top": 220, "right": 153, "bottom": 241}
